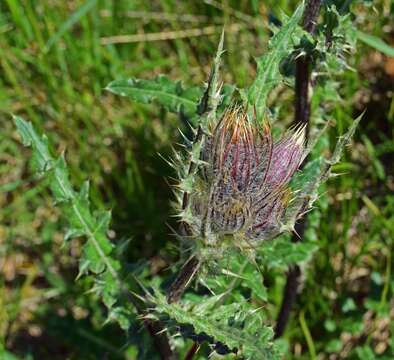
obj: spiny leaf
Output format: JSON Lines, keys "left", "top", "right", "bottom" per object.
{"left": 285, "top": 114, "right": 362, "bottom": 227}
{"left": 106, "top": 31, "right": 233, "bottom": 128}
{"left": 290, "top": 156, "right": 325, "bottom": 192}
{"left": 14, "top": 116, "right": 132, "bottom": 329}
{"left": 177, "top": 31, "right": 226, "bottom": 227}
{"left": 258, "top": 236, "right": 318, "bottom": 268}
{"left": 150, "top": 290, "right": 279, "bottom": 360}
{"left": 202, "top": 254, "right": 268, "bottom": 303}
{"left": 325, "top": 113, "right": 363, "bottom": 170}
{"left": 247, "top": 3, "right": 304, "bottom": 119}
{"left": 106, "top": 75, "right": 202, "bottom": 119}
{"left": 197, "top": 28, "right": 225, "bottom": 123}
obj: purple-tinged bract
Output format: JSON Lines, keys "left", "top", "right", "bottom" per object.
{"left": 192, "top": 106, "right": 305, "bottom": 246}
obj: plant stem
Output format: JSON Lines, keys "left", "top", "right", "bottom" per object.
{"left": 167, "top": 255, "right": 201, "bottom": 303}
{"left": 128, "top": 293, "right": 174, "bottom": 359}
{"left": 274, "top": 223, "right": 304, "bottom": 338}
{"left": 294, "top": 0, "right": 322, "bottom": 133}
{"left": 184, "top": 342, "right": 200, "bottom": 360}
{"left": 302, "top": 0, "right": 323, "bottom": 33}
{"left": 126, "top": 277, "right": 174, "bottom": 359}
{"left": 274, "top": 0, "right": 322, "bottom": 339}
{"left": 145, "top": 320, "right": 175, "bottom": 359}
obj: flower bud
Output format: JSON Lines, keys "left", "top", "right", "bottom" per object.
{"left": 194, "top": 106, "right": 305, "bottom": 246}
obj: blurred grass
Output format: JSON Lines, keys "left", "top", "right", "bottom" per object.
{"left": 0, "top": 0, "right": 394, "bottom": 359}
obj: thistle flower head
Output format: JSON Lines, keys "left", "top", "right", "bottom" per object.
{"left": 192, "top": 106, "right": 306, "bottom": 247}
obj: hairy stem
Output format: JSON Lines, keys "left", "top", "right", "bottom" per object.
{"left": 167, "top": 256, "right": 201, "bottom": 303}
{"left": 184, "top": 342, "right": 200, "bottom": 360}
{"left": 145, "top": 320, "right": 175, "bottom": 359}
{"left": 274, "top": 0, "right": 322, "bottom": 339}
{"left": 274, "top": 221, "right": 305, "bottom": 338}
{"left": 124, "top": 288, "right": 174, "bottom": 358}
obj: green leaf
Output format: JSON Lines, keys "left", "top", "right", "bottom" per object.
{"left": 356, "top": 30, "right": 394, "bottom": 57}
{"left": 150, "top": 290, "right": 279, "bottom": 360}
{"left": 290, "top": 157, "right": 324, "bottom": 191}
{"left": 203, "top": 254, "right": 268, "bottom": 303}
{"left": 258, "top": 236, "right": 318, "bottom": 268}
{"left": 197, "top": 29, "right": 225, "bottom": 122}
{"left": 175, "top": 30, "right": 226, "bottom": 227}
{"left": 246, "top": 3, "right": 304, "bottom": 119}
{"left": 106, "top": 75, "right": 202, "bottom": 119}
{"left": 326, "top": 113, "right": 363, "bottom": 169}
{"left": 106, "top": 31, "right": 234, "bottom": 128}
{"left": 285, "top": 114, "right": 362, "bottom": 229}
{"left": 14, "top": 116, "right": 133, "bottom": 328}
{"left": 15, "top": 116, "right": 117, "bottom": 277}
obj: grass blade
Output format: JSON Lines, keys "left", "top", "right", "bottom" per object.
{"left": 44, "top": 0, "right": 98, "bottom": 52}
{"left": 356, "top": 30, "right": 394, "bottom": 57}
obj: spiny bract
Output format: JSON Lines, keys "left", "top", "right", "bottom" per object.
{"left": 185, "top": 105, "right": 306, "bottom": 249}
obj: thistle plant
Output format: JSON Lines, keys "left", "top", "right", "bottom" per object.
{"left": 14, "top": 1, "right": 363, "bottom": 358}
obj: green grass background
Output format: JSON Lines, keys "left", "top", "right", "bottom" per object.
{"left": 1, "top": 0, "right": 394, "bottom": 359}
